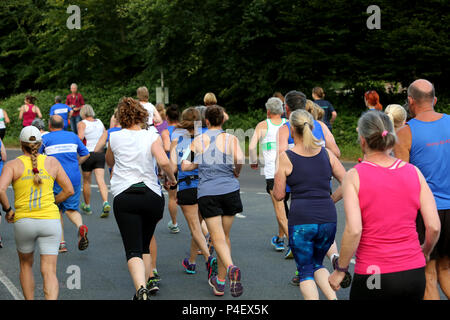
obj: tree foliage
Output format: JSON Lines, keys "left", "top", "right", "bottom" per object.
{"left": 0, "top": 0, "right": 449, "bottom": 112}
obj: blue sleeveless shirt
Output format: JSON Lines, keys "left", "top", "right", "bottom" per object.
{"left": 195, "top": 129, "right": 240, "bottom": 198}
{"left": 174, "top": 128, "right": 199, "bottom": 191}
{"left": 408, "top": 114, "right": 450, "bottom": 210}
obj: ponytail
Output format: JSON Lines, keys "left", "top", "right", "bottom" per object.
{"left": 302, "top": 122, "right": 320, "bottom": 151}
{"left": 289, "top": 109, "right": 321, "bottom": 151}
{"left": 21, "top": 142, "right": 43, "bottom": 186}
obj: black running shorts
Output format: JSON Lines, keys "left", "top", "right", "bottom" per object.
{"left": 177, "top": 188, "right": 197, "bottom": 206}
{"left": 416, "top": 209, "right": 450, "bottom": 260}
{"left": 198, "top": 190, "right": 243, "bottom": 219}
{"left": 81, "top": 152, "right": 106, "bottom": 172}
{"left": 266, "top": 179, "right": 274, "bottom": 194}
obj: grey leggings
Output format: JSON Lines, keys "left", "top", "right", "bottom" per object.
{"left": 14, "top": 218, "right": 61, "bottom": 255}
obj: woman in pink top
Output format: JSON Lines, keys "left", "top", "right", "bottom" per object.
{"left": 19, "top": 95, "right": 42, "bottom": 127}
{"left": 329, "top": 110, "right": 441, "bottom": 300}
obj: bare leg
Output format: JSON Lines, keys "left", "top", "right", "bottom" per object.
{"left": 423, "top": 259, "right": 441, "bottom": 300}
{"left": 299, "top": 280, "right": 319, "bottom": 300}
{"left": 314, "top": 268, "right": 337, "bottom": 300}
{"left": 93, "top": 168, "right": 108, "bottom": 203}
{"left": 149, "top": 236, "right": 157, "bottom": 271}
{"left": 326, "top": 241, "right": 339, "bottom": 260}
{"left": 82, "top": 171, "right": 92, "bottom": 205}
{"left": 168, "top": 189, "right": 178, "bottom": 225}
{"left": 40, "top": 254, "right": 59, "bottom": 300}
{"left": 65, "top": 210, "right": 84, "bottom": 242}
{"left": 205, "top": 216, "right": 234, "bottom": 280}
{"left": 143, "top": 253, "right": 154, "bottom": 280}
{"left": 127, "top": 257, "right": 146, "bottom": 290}
{"left": 269, "top": 191, "right": 288, "bottom": 237}
{"left": 437, "top": 256, "right": 450, "bottom": 299}
{"left": 18, "top": 251, "right": 35, "bottom": 300}
{"left": 181, "top": 204, "right": 210, "bottom": 261}
{"left": 59, "top": 212, "right": 65, "bottom": 243}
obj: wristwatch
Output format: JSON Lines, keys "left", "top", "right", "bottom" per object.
{"left": 2, "top": 206, "right": 12, "bottom": 214}
{"left": 333, "top": 258, "right": 349, "bottom": 273}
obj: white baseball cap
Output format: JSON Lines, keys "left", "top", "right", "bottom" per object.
{"left": 20, "top": 126, "right": 42, "bottom": 143}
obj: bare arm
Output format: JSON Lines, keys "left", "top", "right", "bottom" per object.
{"left": 249, "top": 121, "right": 263, "bottom": 167}
{"left": 277, "top": 124, "right": 289, "bottom": 155}
{"left": 152, "top": 106, "right": 163, "bottom": 125}
{"left": 330, "top": 111, "right": 337, "bottom": 125}
{"left": 4, "top": 110, "right": 10, "bottom": 124}
{"left": 160, "top": 129, "right": 171, "bottom": 153}
{"left": 106, "top": 141, "right": 115, "bottom": 168}
{"left": 77, "top": 121, "right": 86, "bottom": 141}
{"left": 231, "top": 135, "right": 244, "bottom": 178}
{"left": 320, "top": 121, "right": 340, "bottom": 158}
{"left": 78, "top": 154, "right": 89, "bottom": 165}
{"left": 329, "top": 169, "right": 362, "bottom": 291}
{"left": 169, "top": 139, "right": 178, "bottom": 174}
{"left": 0, "top": 140, "right": 7, "bottom": 162}
{"left": 394, "top": 125, "right": 411, "bottom": 162}
{"left": 328, "top": 148, "right": 346, "bottom": 203}
{"left": 0, "top": 163, "right": 14, "bottom": 222}
{"left": 94, "top": 131, "right": 108, "bottom": 153}
{"left": 109, "top": 115, "right": 117, "bottom": 129}
{"left": 35, "top": 106, "right": 42, "bottom": 118}
{"left": 18, "top": 106, "right": 24, "bottom": 120}
{"left": 152, "top": 136, "right": 176, "bottom": 185}
{"left": 415, "top": 167, "right": 441, "bottom": 260}
{"left": 273, "top": 151, "right": 291, "bottom": 201}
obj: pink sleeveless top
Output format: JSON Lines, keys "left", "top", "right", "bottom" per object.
{"left": 23, "top": 104, "right": 37, "bottom": 127}
{"left": 354, "top": 159, "right": 426, "bottom": 275}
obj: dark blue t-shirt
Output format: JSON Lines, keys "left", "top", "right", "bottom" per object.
{"left": 39, "top": 130, "right": 89, "bottom": 186}
{"left": 314, "top": 100, "right": 335, "bottom": 130}
{"left": 49, "top": 103, "right": 71, "bottom": 130}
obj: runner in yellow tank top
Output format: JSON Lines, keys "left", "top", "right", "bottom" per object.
{"left": 0, "top": 126, "right": 73, "bottom": 300}
{"left": 13, "top": 154, "right": 60, "bottom": 222}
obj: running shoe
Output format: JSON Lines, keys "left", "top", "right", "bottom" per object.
{"left": 206, "top": 256, "right": 218, "bottom": 280}
{"left": 235, "top": 213, "right": 246, "bottom": 219}
{"left": 59, "top": 241, "right": 68, "bottom": 253}
{"left": 146, "top": 277, "right": 159, "bottom": 295}
{"left": 208, "top": 275, "right": 225, "bottom": 296}
{"left": 182, "top": 258, "right": 197, "bottom": 274}
{"left": 167, "top": 221, "right": 180, "bottom": 234}
{"left": 227, "top": 265, "right": 243, "bottom": 297}
{"left": 101, "top": 201, "right": 111, "bottom": 218}
{"left": 331, "top": 255, "right": 352, "bottom": 288}
{"left": 78, "top": 225, "right": 89, "bottom": 251}
{"left": 153, "top": 269, "right": 161, "bottom": 285}
{"left": 133, "top": 286, "right": 150, "bottom": 300}
{"left": 284, "top": 247, "right": 294, "bottom": 259}
{"left": 81, "top": 203, "right": 92, "bottom": 215}
{"left": 206, "top": 233, "right": 215, "bottom": 255}
{"left": 290, "top": 271, "right": 300, "bottom": 286}
{"left": 271, "top": 236, "right": 285, "bottom": 252}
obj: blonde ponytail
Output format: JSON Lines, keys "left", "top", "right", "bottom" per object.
{"left": 385, "top": 104, "right": 407, "bottom": 130}
{"left": 290, "top": 109, "right": 321, "bottom": 151}
{"left": 21, "top": 142, "right": 43, "bottom": 186}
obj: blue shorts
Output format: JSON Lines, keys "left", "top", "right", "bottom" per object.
{"left": 54, "top": 183, "right": 81, "bottom": 213}
{"left": 289, "top": 223, "right": 336, "bottom": 282}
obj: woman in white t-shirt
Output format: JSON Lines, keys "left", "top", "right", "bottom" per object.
{"left": 77, "top": 104, "right": 110, "bottom": 217}
{"left": 0, "top": 107, "right": 10, "bottom": 140}
{"left": 106, "top": 97, "right": 176, "bottom": 300}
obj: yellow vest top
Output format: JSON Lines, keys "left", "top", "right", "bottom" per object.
{"left": 13, "top": 154, "right": 60, "bottom": 222}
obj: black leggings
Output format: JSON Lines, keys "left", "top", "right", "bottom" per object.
{"left": 350, "top": 267, "right": 425, "bottom": 300}
{"left": 113, "top": 187, "right": 165, "bottom": 261}
{"left": 0, "top": 128, "right": 5, "bottom": 140}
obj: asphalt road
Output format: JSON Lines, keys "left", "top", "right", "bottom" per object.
{"left": 0, "top": 149, "right": 445, "bottom": 300}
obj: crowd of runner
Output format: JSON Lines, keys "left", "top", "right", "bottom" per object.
{"left": 0, "top": 79, "right": 448, "bottom": 301}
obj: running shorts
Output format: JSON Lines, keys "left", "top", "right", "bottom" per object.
{"left": 14, "top": 218, "right": 61, "bottom": 255}
{"left": 177, "top": 188, "right": 197, "bottom": 206}
{"left": 416, "top": 209, "right": 450, "bottom": 259}
{"left": 350, "top": 267, "right": 425, "bottom": 300}
{"left": 81, "top": 152, "right": 105, "bottom": 172}
{"left": 54, "top": 183, "right": 81, "bottom": 213}
{"left": 198, "top": 190, "right": 243, "bottom": 219}
{"left": 266, "top": 179, "right": 274, "bottom": 194}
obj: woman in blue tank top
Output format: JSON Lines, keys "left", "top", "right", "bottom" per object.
{"left": 170, "top": 107, "right": 217, "bottom": 276}
{"left": 181, "top": 105, "right": 244, "bottom": 298}
{"left": 274, "top": 109, "right": 346, "bottom": 300}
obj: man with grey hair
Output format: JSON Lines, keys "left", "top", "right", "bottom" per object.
{"left": 395, "top": 79, "right": 450, "bottom": 300}
{"left": 50, "top": 96, "right": 72, "bottom": 130}
{"left": 66, "top": 83, "right": 85, "bottom": 134}
{"left": 249, "top": 97, "right": 289, "bottom": 252}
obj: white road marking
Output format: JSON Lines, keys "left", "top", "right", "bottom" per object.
{"left": 0, "top": 269, "right": 24, "bottom": 300}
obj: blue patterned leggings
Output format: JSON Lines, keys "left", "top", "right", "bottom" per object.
{"left": 289, "top": 223, "right": 336, "bottom": 282}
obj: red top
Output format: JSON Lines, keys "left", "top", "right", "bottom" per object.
{"left": 66, "top": 93, "right": 85, "bottom": 117}
{"left": 22, "top": 104, "right": 37, "bottom": 127}
{"left": 354, "top": 159, "right": 426, "bottom": 275}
